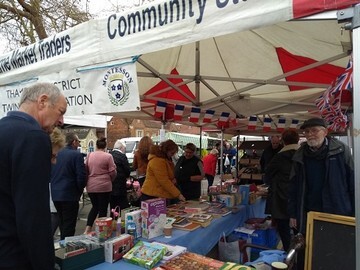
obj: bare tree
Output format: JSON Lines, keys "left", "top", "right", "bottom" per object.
{"left": 0, "top": 0, "right": 91, "bottom": 52}
{"left": 0, "top": 0, "right": 157, "bottom": 53}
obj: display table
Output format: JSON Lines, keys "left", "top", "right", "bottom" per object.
{"left": 86, "top": 198, "right": 266, "bottom": 270}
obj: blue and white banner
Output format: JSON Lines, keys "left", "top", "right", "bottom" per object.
{"left": 0, "top": 58, "right": 140, "bottom": 117}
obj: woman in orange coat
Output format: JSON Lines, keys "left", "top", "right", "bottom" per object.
{"left": 140, "top": 140, "right": 186, "bottom": 204}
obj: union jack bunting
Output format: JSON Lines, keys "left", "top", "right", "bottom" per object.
{"left": 315, "top": 55, "right": 352, "bottom": 132}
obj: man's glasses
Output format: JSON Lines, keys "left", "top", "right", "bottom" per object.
{"left": 303, "top": 127, "right": 325, "bottom": 135}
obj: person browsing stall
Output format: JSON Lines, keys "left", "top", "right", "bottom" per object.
{"left": 132, "top": 136, "right": 153, "bottom": 186}
{"left": 264, "top": 129, "right": 299, "bottom": 252}
{"left": 288, "top": 117, "right": 354, "bottom": 269}
{"left": 175, "top": 143, "right": 205, "bottom": 200}
{"left": 202, "top": 148, "right": 219, "bottom": 188}
{"left": 84, "top": 137, "right": 117, "bottom": 234}
{"left": 0, "top": 82, "right": 67, "bottom": 270}
{"left": 49, "top": 127, "right": 66, "bottom": 237}
{"left": 140, "top": 140, "right": 186, "bottom": 204}
{"left": 109, "top": 140, "right": 131, "bottom": 212}
{"left": 51, "top": 132, "right": 87, "bottom": 240}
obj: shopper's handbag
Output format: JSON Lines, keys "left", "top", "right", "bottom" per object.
{"left": 218, "top": 233, "right": 243, "bottom": 263}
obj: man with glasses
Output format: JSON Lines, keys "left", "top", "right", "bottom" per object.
{"left": 288, "top": 117, "right": 354, "bottom": 269}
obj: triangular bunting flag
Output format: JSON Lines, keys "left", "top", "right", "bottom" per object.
{"left": 277, "top": 118, "right": 286, "bottom": 132}
{"left": 203, "top": 109, "right": 215, "bottom": 123}
{"left": 263, "top": 117, "right": 272, "bottom": 132}
{"left": 218, "top": 112, "right": 230, "bottom": 127}
{"left": 290, "top": 119, "right": 299, "bottom": 130}
{"left": 173, "top": 104, "right": 185, "bottom": 121}
{"left": 154, "top": 101, "right": 167, "bottom": 118}
{"left": 189, "top": 107, "right": 201, "bottom": 123}
{"left": 248, "top": 115, "right": 257, "bottom": 130}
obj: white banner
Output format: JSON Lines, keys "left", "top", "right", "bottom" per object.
{"left": 0, "top": 58, "right": 140, "bottom": 117}
{"left": 0, "top": 0, "right": 292, "bottom": 86}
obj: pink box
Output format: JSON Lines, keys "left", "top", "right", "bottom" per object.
{"left": 141, "top": 198, "right": 167, "bottom": 239}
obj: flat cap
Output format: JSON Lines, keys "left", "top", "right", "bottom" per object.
{"left": 300, "top": 118, "right": 327, "bottom": 129}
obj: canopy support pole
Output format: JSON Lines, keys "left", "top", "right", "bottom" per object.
{"left": 337, "top": 5, "right": 360, "bottom": 270}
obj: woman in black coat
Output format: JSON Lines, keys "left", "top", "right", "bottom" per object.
{"left": 264, "top": 130, "right": 299, "bottom": 252}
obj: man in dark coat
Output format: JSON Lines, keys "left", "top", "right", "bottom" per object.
{"left": 0, "top": 83, "right": 67, "bottom": 270}
{"left": 110, "top": 140, "right": 131, "bottom": 211}
{"left": 260, "top": 135, "right": 282, "bottom": 172}
{"left": 288, "top": 117, "right": 354, "bottom": 269}
{"left": 175, "top": 143, "right": 205, "bottom": 200}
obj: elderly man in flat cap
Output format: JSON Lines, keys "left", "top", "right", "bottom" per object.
{"left": 288, "top": 117, "right": 354, "bottom": 269}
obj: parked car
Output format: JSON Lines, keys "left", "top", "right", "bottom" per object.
{"left": 119, "top": 137, "right": 142, "bottom": 168}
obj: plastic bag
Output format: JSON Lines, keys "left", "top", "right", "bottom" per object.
{"left": 224, "top": 156, "right": 230, "bottom": 166}
{"left": 218, "top": 233, "right": 242, "bottom": 263}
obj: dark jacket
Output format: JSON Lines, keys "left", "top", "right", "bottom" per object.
{"left": 175, "top": 155, "right": 203, "bottom": 200}
{"left": 0, "top": 111, "right": 54, "bottom": 269}
{"left": 264, "top": 144, "right": 298, "bottom": 218}
{"left": 110, "top": 149, "right": 130, "bottom": 197}
{"left": 51, "top": 145, "right": 87, "bottom": 201}
{"left": 288, "top": 138, "right": 354, "bottom": 234}
{"left": 260, "top": 144, "right": 282, "bottom": 173}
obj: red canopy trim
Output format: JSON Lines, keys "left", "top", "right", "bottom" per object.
{"left": 276, "top": 47, "right": 345, "bottom": 91}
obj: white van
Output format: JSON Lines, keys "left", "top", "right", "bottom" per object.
{"left": 119, "top": 137, "right": 142, "bottom": 165}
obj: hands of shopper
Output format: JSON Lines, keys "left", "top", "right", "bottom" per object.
{"left": 178, "top": 194, "right": 186, "bottom": 202}
{"left": 289, "top": 218, "right": 297, "bottom": 230}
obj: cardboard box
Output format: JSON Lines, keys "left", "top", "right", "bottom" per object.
{"left": 239, "top": 158, "right": 250, "bottom": 165}
{"left": 55, "top": 247, "right": 104, "bottom": 270}
{"left": 241, "top": 173, "right": 252, "bottom": 180}
{"left": 121, "top": 206, "right": 140, "bottom": 220}
{"left": 125, "top": 209, "right": 142, "bottom": 238}
{"left": 249, "top": 159, "right": 260, "bottom": 165}
{"left": 223, "top": 174, "right": 233, "bottom": 180}
{"left": 104, "top": 234, "right": 134, "bottom": 263}
{"left": 252, "top": 174, "right": 263, "bottom": 181}
{"left": 216, "top": 194, "right": 236, "bottom": 207}
{"left": 141, "top": 198, "right": 167, "bottom": 239}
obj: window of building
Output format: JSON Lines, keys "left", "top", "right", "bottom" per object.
{"left": 88, "top": 140, "right": 94, "bottom": 152}
{"left": 136, "top": 129, "right": 144, "bottom": 137}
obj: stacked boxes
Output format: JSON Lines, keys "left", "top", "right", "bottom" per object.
{"left": 141, "top": 198, "right": 167, "bottom": 239}
{"left": 104, "top": 234, "right": 134, "bottom": 263}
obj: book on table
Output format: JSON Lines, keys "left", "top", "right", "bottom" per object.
{"left": 206, "top": 206, "right": 232, "bottom": 218}
{"left": 172, "top": 219, "right": 201, "bottom": 231}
